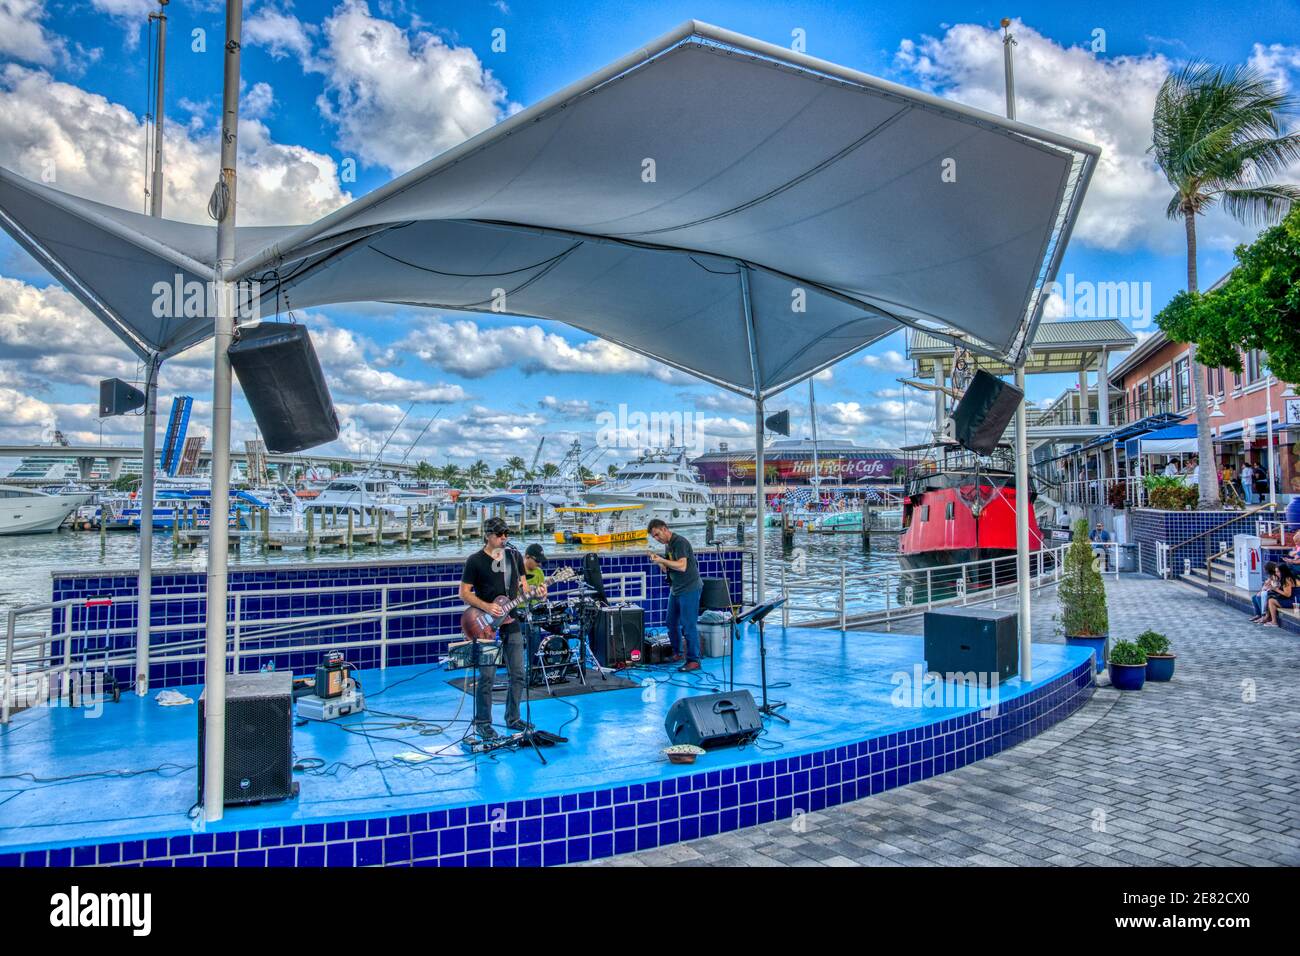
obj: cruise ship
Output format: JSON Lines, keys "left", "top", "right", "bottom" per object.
{"left": 583, "top": 448, "right": 713, "bottom": 526}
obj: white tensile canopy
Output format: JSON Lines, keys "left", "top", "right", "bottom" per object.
{"left": 0, "top": 20, "right": 1098, "bottom": 817}
{"left": 0, "top": 21, "right": 1097, "bottom": 396}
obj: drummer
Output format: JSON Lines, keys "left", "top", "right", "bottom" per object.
{"left": 521, "top": 543, "right": 549, "bottom": 663}
{"left": 524, "top": 543, "right": 547, "bottom": 595}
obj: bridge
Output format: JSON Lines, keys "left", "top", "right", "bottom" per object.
{"left": 0, "top": 444, "right": 417, "bottom": 483}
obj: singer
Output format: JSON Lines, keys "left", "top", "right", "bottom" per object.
{"left": 459, "top": 516, "right": 543, "bottom": 739}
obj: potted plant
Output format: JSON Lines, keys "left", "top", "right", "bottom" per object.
{"left": 1059, "top": 518, "right": 1109, "bottom": 672}
{"left": 1107, "top": 640, "right": 1147, "bottom": 690}
{"left": 1136, "top": 629, "right": 1176, "bottom": 682}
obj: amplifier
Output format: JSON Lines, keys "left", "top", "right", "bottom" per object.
{"left": 591, "top": 605, "right": 643, "bottom": 667}
{"left": 198, "top": 672, "right": 298, "bottom": 807}
{"left": 643, "top": 633, "right": 673, "bottom": 664}
{"left": 664, "top": 691, "right": 761, "bottom": 749}
{"left": 923, "top": 606, "right": 1018, "bottom": 683}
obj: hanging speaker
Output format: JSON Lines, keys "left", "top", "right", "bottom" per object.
{"left": 228, "top": 322, "right": 339, "bottom": 454}
{"left": 764, "top": 409, "right": 790, "bottom": 436}
{"left": 951, "top": 369, "right": 1023, "bottom": 456}
{"left": 98, "top": 378, "right": 145, "bottom": 417}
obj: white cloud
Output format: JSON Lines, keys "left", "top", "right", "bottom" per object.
{"left": 304, "top": 0, "right": 512, "bottom": 174}
{"left": 398, "top": 316, "right": 690, "bottom": 383}
{"left": 0, "top": 0, "right": 68, "bottom": 66}
{"left": 0, "top": 63, "right": 353, "bottom": 225}
{"left": 860, "top": 349, "right": 911, "bottom": 373}
{"left": 245, "top": 6, "right": 317, "bottom": 62}
{"left": 893, "top": 22, "right": 1300, "bottom": 256}
{"left": 538, "top": 395, "right": 596, "bottom": 419}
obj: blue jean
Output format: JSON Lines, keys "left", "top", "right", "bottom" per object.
{"left": 667, "top": 586, "right": 702, "bottom": 662}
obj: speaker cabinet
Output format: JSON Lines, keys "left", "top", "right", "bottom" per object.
{"left": 198, "top": 672, "right": 298, "bottom": 807}
{"left": 923, "top": 606, "right": 1018, "bottom": 683}
{"left": 664, "top": 691, "right": 762, "bottom": 749}
{"left": 591, "top": 605, "right": 643, "bottom": 667}
{"left": 950, "top": 368, "right": 1024, "bottom": 456}
{"left": 228, "top": 322, "right": 339, "bottom": 454}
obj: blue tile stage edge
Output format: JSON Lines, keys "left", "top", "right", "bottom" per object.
{"left": 0, "top": 621, "right": 1095, "bottom": 868}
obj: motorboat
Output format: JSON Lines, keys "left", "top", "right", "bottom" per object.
{"left": 0, "top": 484, "right": 92, "bottom": 535}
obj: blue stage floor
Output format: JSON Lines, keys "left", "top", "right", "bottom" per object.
{"left": 0, "top": 626, "right": 1093, "bottom": 860}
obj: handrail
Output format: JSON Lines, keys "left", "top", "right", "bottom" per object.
{"left": 1167, "top": 503, "right": 1278, "bottom": 556}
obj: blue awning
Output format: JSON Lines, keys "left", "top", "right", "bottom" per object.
{"left": 1123, "top": 423, "right": 1198, "bottom": 457}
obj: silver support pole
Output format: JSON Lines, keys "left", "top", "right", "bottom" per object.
{"left": 1266, "top": 378, "right": 1277, "bottom": 508}
{"left": 204, "top": 0, "right": 243, "bottom": 824}
{"left": 1004, "top": 19, "right": 1031, "bottom": 682}
{"left": 137, "top": 4, "right": 166, "bottom": 694}
{"left": 135, "top": 355, "right": 159, "bottom": 695}
{"left": 148, "top": 2, "right": 168, "bottom": 218}
{"left": 754, "top": 399, "right": 766, "bottom": 606}
{"left": 738, "top": 262, "right": 764, "bottom": 607}
{"left": 1016, "top": 367, "right": 1032, "bottom": 682}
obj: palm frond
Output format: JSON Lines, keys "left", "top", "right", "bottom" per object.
{"left": 1216, "top": 184, "right": 1300, "bottom": 225}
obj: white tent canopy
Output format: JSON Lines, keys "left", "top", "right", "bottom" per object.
{"left": 0, "top": 20, "right": 1098, "bottom": 398}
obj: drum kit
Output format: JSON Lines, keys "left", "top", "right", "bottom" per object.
{"left": 521, "top": 587, "right": 607, "bottom": 691}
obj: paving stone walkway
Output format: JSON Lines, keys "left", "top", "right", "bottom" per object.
{"left": 585, "top": 575, "right": 1300, "bottom": 867}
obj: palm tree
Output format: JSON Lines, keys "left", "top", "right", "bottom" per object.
{"left": 467, "top": 460, "right": 490, "bottom": 485}
{"left": 439, "top": 463, "right": 463, "bottom": 487}
{"left": 607, "top": 463, "right": 619, "bottom": 478}
{"left": 505, "top": 455, "right": 526, "bottom": 475}
{"left": 540, "top": 461, "right": 561, "bottom": 479}
{"left": 1151, "top": 61, "right": 1300, "bottom": 508}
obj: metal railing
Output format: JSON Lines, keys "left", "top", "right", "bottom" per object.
{"left": 2, "top": 569, "right": 652, "bottom": 724}
{"left": 1058, "top": 476, "right": 1146, "bottom": 509}
{"left": 774, "top": 543, "right": 1091, "bottom": 630}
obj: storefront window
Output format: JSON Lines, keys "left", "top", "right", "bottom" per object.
{"left": 1151, "top": 368, "right": 1172, "bottom": 411}
{"left": 1175, "top": 357, "right": 1191, "bottom": 409}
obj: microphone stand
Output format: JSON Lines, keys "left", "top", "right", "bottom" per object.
{"left": 735, "top": 599, "right": 789, "bottom": 724}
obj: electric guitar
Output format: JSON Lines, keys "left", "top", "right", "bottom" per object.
{"left": 459, "top": 566, "right": 576, "bottom": 641}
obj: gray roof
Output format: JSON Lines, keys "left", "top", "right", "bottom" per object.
{"left": 0, "top": 21, "right": 1099, "bottom": 396}
{"left": 908, "top": 319, "right": 1136, "bottom": 376}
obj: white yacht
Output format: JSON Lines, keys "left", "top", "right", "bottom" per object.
{"left": 583, "top": 448, "right": 713, "bottom": 526}
{"left": 302, "top": 475, "right": 434, "bottom": 526}
{"left": 0, "top": 485, "right": 92, "bottom": 535}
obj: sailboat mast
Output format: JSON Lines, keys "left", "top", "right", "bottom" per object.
{"left": 809, "top": 378, "right": 820, "bottom": 496}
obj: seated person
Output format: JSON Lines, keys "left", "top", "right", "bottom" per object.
{"left": 1089, "top": 522, "right": 1111, "bottom": 569}
{"left": 1284, "top": 530, "right": 1300, "bottom": 577}
{"left": 1263, "top": 563, "right": 1296, "bottom": 628}
{"left": 1251, "top": 562, "right": 1280, "bottom": 622}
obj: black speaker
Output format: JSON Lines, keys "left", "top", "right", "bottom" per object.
{"left": 700, "top": 577, "right": 732, "bottom": 611}
{"left": 591, "top": 605, "right": 643, "bottom": 667}
{"left": 198, "top": 672, "right": 298, "bottom": 806}
{"left": 582, "top": 551, "right": 608, "bottom": 604}
{"left": 664, "top": 691, "right": 762, "bottom": 748}
{"left": 98, "top": 378, "right": 145, "bottom": 417}
{"left": 228, "top": 322, "right": 339, "bottom": 453}
{"left": 764, "top": 409, "right": 790, "bottom": 436}
{"left": 951, "top": 368, "right": 1023, "bottom": 456}
{"left": 923, "top": 606, "right": 1018, "bottom": 683}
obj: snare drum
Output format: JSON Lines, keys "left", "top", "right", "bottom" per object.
{"left": 529, "top": 601, "right": 570, "bottom": 634}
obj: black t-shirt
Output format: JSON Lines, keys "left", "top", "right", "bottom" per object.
{"left": 665, "top": 533, "right": 702, "bottom": 595}
{"left": 462, "top": 547, "right": 524, "bottom": 618}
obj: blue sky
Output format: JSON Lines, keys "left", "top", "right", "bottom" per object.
{"left": 1, "top": 0, "right": 1298, "bottom": 471}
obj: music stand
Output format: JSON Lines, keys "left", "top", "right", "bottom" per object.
{"left": 735, "top": 599, "right": 788, "bottom": 723}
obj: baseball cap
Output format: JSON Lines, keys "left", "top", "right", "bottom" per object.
{"left": 525, "top": 543, "right": 547, "bottom": 563}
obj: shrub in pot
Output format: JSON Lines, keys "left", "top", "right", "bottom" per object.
{"left": 1059, "top": 518, "right": 1108, "bottom": 672}
{"left": 1108, "top": 640, "right": 1147, "bottom": 690}
{"left": 1136, "top": 629, "right": 1175, "bottom": 681}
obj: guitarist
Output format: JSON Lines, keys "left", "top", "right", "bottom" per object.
{"left": 459, "top": 517, "right": 545, "bottom": 740}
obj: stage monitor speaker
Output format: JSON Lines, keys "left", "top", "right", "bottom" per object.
{"left": 592, "top": 605, "right": 643, "bottom": 667}
{"left": 198, "top": 671, "right": 297, "bottom": 806}
{"left": 923, "top": 606, "right": 1018, "bottom": 683}
{"left": 664, "top": 691, "right": 762, "bottom": 749}
{"left": 228, "top": 322, "right": 339, "bottom": 454}
{"left": 950, "top": 368, "right": 1023, "bottom": 456}
{"left": 764, "top": 409, "right": 790, "bottom": 436}
{"left": 700, "top": 577, "right": 731, "bottom": 612}
{"left": 98, "top": 378, "right": 145, "bottom": 417}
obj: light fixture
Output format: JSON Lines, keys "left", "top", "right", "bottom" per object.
{"left": 1209, "top": 396, "right": 1225, "bottom": 418}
